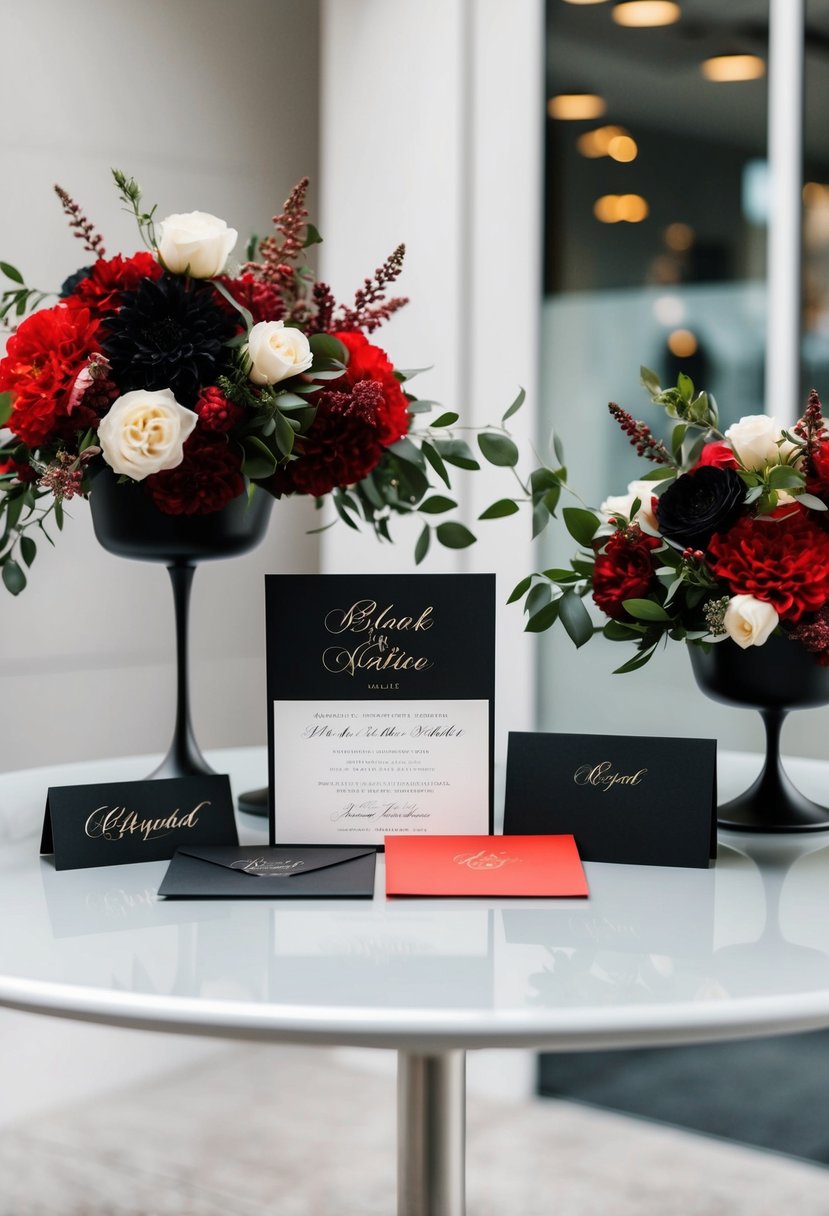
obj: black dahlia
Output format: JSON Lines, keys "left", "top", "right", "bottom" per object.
{"left": 656, "top": 466, "right": 744, "bottom": 552}
{"left": 99, "top": 274, "right": 238, "bottom": 408}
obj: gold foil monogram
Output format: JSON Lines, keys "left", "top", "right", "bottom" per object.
{"left": 573, "top": 762, "right": 648, "bottom": 792}
{"left": 453, "top": 849, "right": 520, "bottom": 870}
{"left": 321, "top": 598, "right": 435, "bottom": 677}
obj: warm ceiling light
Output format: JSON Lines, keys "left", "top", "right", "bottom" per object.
{"left": 701, "top": 54, "right": 765, "bottom": 82}
{"left": 804, "top": 182, "right": 829, "bottom": 207}
{"left": 548, "top": 93, "right": 607, "bottom": 120}
{"left": 664, "top": 221, "right": 694, "bottom": 250}
{"left": 608, "top": 134, "right": 638, "bottom": 162}
{"left": 667, "top": 328, "right": 698, "bottom": 358}
{"left": 576, "top": 124, "right": 627, "bottom": 157}
{"left": 612, "top": 1, "right": 681, "bottom": 28}
{"left": 593, "top": 193, "right": 649, "bottom": 223}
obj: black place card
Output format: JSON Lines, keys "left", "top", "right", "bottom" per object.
{"left": 41, "top": 775, "right": 238, "bottom": 871}
{"left": 158, "top": 845, "right": 377, "bottom": 899}
{"left": 265, "top": 574, "right": 495, "bottom": 847}
{"left": 503, "top": 732, "right": 716, "bottom": 868}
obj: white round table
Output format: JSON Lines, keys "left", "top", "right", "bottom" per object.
{"left": 4, "top": 747, "right": 829, "bottom": 1215}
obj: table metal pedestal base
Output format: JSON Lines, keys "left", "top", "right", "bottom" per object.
{"left": 398, "top": 1050, "right": 466, "bottom": 1216}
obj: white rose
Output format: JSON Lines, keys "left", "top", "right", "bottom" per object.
{"left": 157, "top": 210, "right": 238, "bottom": 278}
{"left": 600, "top": 479, "right": 660, "bottom": 531}
{"left": 723, "top": 594, "right": 779, "bottom": 649}
{"left": 245, "top": 320, "right": 313, "bottom": 386}
{"left": 98, "top": 389, "right": 198, "bottom": 481}
{"left": 724, "top": 414, "right": 799, "bottom": 470}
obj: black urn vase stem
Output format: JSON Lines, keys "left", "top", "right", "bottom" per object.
{"left": 147, "top": 561, "right": 215, "bottom": 781}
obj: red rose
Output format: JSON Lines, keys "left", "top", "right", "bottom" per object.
{"left": 334, "top": 330, "right": 410, "bottom": 447}
{"left": 144, "top": 431, "right": 244, "bottom": 515}
{"left": 65, "top": 253, "right": 162, "bottom": 318}
{"left": 0, "top": 305, "right": 101, "bottom": 447}
{"left": 708, "top": 508, "right": 829, "bottom": 621}
{"left": 695, "top": 441, "right": 739, "bottom": 471}
{"left": 592, "top": 529, "right": 661, "bottom": 620}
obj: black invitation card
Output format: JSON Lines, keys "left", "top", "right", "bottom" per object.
{"left": 265, "top": 573, "right": 495, "bottom": 846}
{"left": 504, "top": 732, "right": 716, "bottom": 868}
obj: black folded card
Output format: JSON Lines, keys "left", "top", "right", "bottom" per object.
{"left": 504, "top": 732, "right": 716, "bottom": 868}
{"left": 158, "top": 845, "right": 377, "bottom": 899}
{"left": 41, "top": 775, "right": 238, "bottom": 871}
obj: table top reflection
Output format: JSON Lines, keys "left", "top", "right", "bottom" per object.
{"left": 3, "top": 747, "right": 829, "bottom": 1051}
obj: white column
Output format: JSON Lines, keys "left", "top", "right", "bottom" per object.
{"left": 765, "top": 0, "right": 805, "bottom": 420}
{"left": 319, "top": 0, "right": 543, "bottom": 748}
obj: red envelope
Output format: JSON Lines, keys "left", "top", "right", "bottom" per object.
{"left": 384, "top": 834, "right": 589, "bottom": 897}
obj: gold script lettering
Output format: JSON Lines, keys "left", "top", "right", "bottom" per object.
{"left": 573, "top": 762, "right": 648, "bottom": 792}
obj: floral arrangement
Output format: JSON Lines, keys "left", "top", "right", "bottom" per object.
{"left": 513, "top": 368, "right": 829, "bottom": 671}
{"left": 0, "top": 171, "right": 521, "bottom": 593}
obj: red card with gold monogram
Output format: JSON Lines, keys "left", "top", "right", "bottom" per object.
{"left": 384, "top": 834, "right": 589, "bottom": 898}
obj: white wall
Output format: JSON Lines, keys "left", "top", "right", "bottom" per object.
{"left": 0, "top": 0, "right": 322, "bottom": 773}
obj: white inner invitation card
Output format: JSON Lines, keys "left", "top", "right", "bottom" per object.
{"left": 265, "top": 574, "right": 495, "bottom": 846}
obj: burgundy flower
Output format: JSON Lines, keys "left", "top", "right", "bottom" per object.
{"left": 592, "top": 528, "right": 661, "bottom": 620}
{"left": 144, "top": 431, "right": 244, "bottom": 515}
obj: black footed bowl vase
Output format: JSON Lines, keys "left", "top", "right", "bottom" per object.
{"left": 689, "top": 633, "right": 829, "bottom": 832}
{"left": 90, "top": 468, "right": 272, "bottom": 780}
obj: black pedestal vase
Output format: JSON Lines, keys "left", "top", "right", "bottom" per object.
{"left": 89, "top": 468, "right": 272, "bottom": 781}
{"left": 689, "top": 633, "right": 829, "bottom": 832}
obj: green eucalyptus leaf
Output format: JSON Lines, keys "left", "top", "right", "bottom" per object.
{"left": 525, "top": 599, "right": 560, "bottom": 633}
{"left": 419, "top": 495, "right": 457, "bottom": 514}
{"left": 433, "top": 439, "right": 479, "bottom": 471}
{"left": 530, "top": 467, "right": 559, "bottom": 495}
{"left": 19, "top": 535, "right": 36, "bottom": 567}
{"left": 421, "top": 440, "right": 451, "bottom": 487}
{"left": 435, "top": 521, "right": 476, "bottom": 549}
{"left": 532, "top": 500, "right": 550, "bottom": 539}
{"left": 502, "top": 387, "right": 525, "bottom": 424}
{"left": 0, "top": 262, "right": 23, "bottom": 284}
{"left": 507, "top": 574, "right": 533, "bottom": 604}
{"left": 798, "top": 492, "right": 828, "bottom": 511}
{"left": 478, "top": 498, "right": 519, "bottom": 520}
{"left": 309, "top": 333, "right": 348, "bottom": 363}
{"left": 559, "top": 590, "right": 594, "bottom": 648}
{"left": 389, "top": 436, "right": 426, "bottom": 469}
{"left": 431, "top": 411, "right": 459, "bottom": 427}
{"left": 478, "top": 432, "right": 519, "bottom": 468}
{"left": 273, "top": 412, "right": 296, "bottom": 457}
{"left": 525, "top": 582, "right": 552, "bottom": 618}
{"left": 613, "top": 646, "right": 658, "bottom": 675}
{"left": 622, "top": 598, "right": 671, "bottom": 622}
{"left": 562, "top": 506, "right": 600, "bottom": 547}
{"left": 640, "top": 366, "right": 662, "bottom": 396}
{"left": 414, "top": 523, "right": 431, "bottom": 565}
{"left": 2, "top": 558, "right": 25, "bottom": 594}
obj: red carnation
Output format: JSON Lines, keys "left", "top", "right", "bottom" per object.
{"left": 65, "top": 253, "right": 162, "bottom": 318}
{"left": 592, "top": 528, "right": 661, "bottom": 620}
{"left": 696, "top": 441, "right": 739, "bottom": 471}
{"left": 708, "top": 508, "right": 829, "bottom": 621}
{"left": 334, "top": 330, "right": 410, "bottom": 446}
{"left": 270, "top": 380, "right": 389, "bottom": 497}
{"left": 195, "top": 386, "right": 244, "bottom": 434}
{"left": 218, "top": 273, "right": 284, "bottom": 325}
{"left": 0, "top": 305, "right": 101, "bottom": 447}
{"left": 808, "top": 438, "right": 829, "bottom": 499}
{"left": 144, "top": 431, "right": 244, "bottom": 515}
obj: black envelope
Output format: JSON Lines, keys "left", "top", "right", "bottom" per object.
{"left": 157, "top": 845, "right": 377, "bottom": 899}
